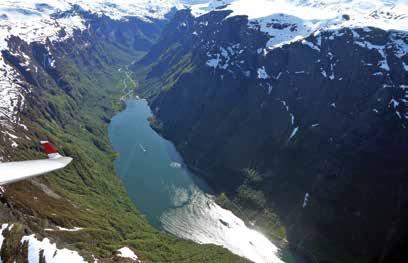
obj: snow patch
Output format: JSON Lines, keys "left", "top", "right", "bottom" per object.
{"left": 266, "top": 83, "right": 273, "bottom": 94}
{"left": 355, "top": 40, "right": 390, "bottom": 71}
{"left": 117, "top": 247, "right": 139, "bottom": 262}
{"left": 403, "top": 62, "right": 408, "bottom": 72}
{"left": 21, "top": 234, "right": 86, "bottom": 263}
{"left": 302, "top": 193, "right": 310, "bottom": 208}
{"left": 321, "top": 69, "right": 327, "bottom": 78}
{"left": 257, "top": 66, "right": 269, "bottom": 79}
{"left": 288, "top": 126, "right": 299, "bottom": 141}
{"left": 45, "top": 226, "right": 83, "bottom": 232}
{"left": 389, "top": 98, "right": 399, "bottom": 108}
{"left": 206, "top": 56, "right": 220, "bottom": 68}
{"left": 205, "top": 44, "right": 241, "bottom": 70}
{"left": 302, "top": 39, "right": 320, "bottom": 51}
{"left": 281, "top": 100, "right": 289, "bottom": 111}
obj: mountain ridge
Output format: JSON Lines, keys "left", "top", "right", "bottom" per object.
{"left": 0, "top": 4, "right": 246, "bottom": 262}
{"left": 0, "top": 0, "right": 407, "bottom": 262}
{"left": 133, "top": 5, "right": 408, "bottom": 262}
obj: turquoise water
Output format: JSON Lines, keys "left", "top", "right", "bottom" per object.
{"left": 108, "top": 99, "right": 303, "bottom": 263}
{"left": 108, "top": 99, "right": 212, "bottom": 228}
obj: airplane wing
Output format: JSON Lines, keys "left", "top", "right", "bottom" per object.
{"left": 0, "top": 141, "right": 73, "bottom": 185}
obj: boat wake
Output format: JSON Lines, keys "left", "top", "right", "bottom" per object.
{"left": 139, "top": 144, "right": 147, "bottom": 152}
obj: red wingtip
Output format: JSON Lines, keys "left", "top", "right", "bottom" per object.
{"left": 40, "top": 141, "right": 58, "bottom": 155}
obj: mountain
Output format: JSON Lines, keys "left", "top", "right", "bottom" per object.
{"left": 1, "top": 0, "right": 407, "bottom": 262}
{"left": 0, "top": 1, "right": 246, "bottom": 262}
{"left": 0, "top": 0, "right": 182, "bottom": 150}
{"left": 133, "top": 0, "right": 408, "bottom": 262}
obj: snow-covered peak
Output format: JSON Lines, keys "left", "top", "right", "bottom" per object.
{"left": 189, "top": 0, "right": 408, "bottom": 47}
{"left": 0, "top": 0, "right": 184, "bottom": 50}
{"left": 0, "top": 0, "right": 184, "bottom": 148}
{"left": 0, "top": 1, "right": 81, "bottom": 51}
{"left": 67, "top": 0, "right": 184, "bottom": 21}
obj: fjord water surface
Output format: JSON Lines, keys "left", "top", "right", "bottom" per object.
{"left": 108, "top": 99, "right": 295, "bottom": 263}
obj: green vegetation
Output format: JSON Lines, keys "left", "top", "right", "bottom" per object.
{"left": 2, "top": 29, "right": 246, "bottom": 262}
{"left": 215, "top": 169, "right": 287, "bottom": 245}
{"left": 133, "top": 47, "right": 195, "bottom": 98}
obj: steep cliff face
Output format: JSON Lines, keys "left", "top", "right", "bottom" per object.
{"left": 0, "top": 4, "right": 244, "bottom": 262}
{"left": 135, "top": 7, "right": 408, "bottom": 263}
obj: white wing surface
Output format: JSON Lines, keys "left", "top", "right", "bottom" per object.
{"left": 0, "top": 141, "right": 72, "bottom": 185}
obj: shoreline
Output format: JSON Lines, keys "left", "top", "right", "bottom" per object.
{"left": 174, "top": 139, "right": 315, "bottom": 263}
{"left": 143, "top": 97, "right": 313, "bottom": 263}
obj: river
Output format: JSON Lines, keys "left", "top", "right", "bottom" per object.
{"left": 108, "top": 99, "right": 300, "bottom": 263}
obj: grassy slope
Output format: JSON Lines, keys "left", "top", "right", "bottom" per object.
{"left": 2, "top": 34, "right": 246, "bottom": 262}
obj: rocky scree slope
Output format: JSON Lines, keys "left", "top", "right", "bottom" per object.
{"left": 133, "top": 2, "right": 408, "bottom": 263}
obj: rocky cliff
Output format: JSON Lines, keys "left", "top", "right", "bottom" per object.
{"left": 134, "top": 7, "right": 408, "bottom": 263}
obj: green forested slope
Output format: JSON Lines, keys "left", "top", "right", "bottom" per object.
{"left": 0, "top": 16, "right": 246, "bottom": 262}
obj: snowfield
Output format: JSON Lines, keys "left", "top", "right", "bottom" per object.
{"left": 192, "top": 1, "right": 407, "bottom": 89}
{"left": 190, "top": 0, "right": 408, "bottom": 48}
{"left": 0, "top": 0, "right": 184, "bottom": 51}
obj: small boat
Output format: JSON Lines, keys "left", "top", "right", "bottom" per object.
{"left": 170, "top": 162, "right": 181, "bottom": 168}
{"left": 139, "top": 144, "right": 147, "bottom": 152}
